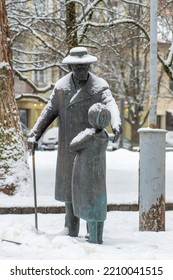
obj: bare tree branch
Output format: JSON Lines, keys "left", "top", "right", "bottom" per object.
{"left": 121, "top": 0, "right": 149, "bottom": 8}
{"left": 80, "top": 18, "right": 150, "bottom": 42}
{"left": 14, "top": 69, "right": 54, "bottom": 93}
{"left": 15, "top": 93, "right": 48, "bottom": 103}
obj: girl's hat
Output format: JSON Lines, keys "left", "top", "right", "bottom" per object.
{"left": 88, "top": 103, "right": 111, "bottom": 129}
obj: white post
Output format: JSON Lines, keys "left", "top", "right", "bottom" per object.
{"left": 149, "top": 0, "right": 158, "bottom": 128}
{"left": 138, "top": 128, "right": 166, "bottom": 231}
{"left": 138, "top": 0, "right": 166, "bottom": 231}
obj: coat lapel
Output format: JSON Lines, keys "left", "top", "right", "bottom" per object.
{"left": 66, "top": 74, "right": 93, "bottom": 108}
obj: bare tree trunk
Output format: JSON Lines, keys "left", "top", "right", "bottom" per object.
{"left": 131, "top": 120, "right": 140, "bottom": 147}
{"left": 0, "top": 0, "right": 31, "bottom": 195}
{"left": 65, "top": 1, "right": 78, "bottom": 51}
{"left": 0, "top": 0, "right": 20, "bottom": 130}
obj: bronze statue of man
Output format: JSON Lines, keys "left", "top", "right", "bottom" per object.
{"left": 28, "top": 47, "right": 121, "bottom": 237}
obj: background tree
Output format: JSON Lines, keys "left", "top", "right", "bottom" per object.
{"left": 6, "top": 0, "right": 173, "bottom": 146}
{"left": 0, "top": 0, "right": 31, "bottom": 195}
{"left": 90, "top": 1, "right": 150, "bottom": 146}
{"left": 65, "top": 0, "right": 78, "bottom": 50}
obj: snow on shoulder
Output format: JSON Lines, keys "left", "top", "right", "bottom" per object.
{"left": 70, "top": 128, "right": 95, "bottom": 145}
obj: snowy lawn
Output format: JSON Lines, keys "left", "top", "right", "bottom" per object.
{"left": 0, "top": 149, "right": 173, "bottom": 260}
{"left": 1, "top": 148, "right": 173, "bottom": 207}
{"left": 1, "top": 211, "right": 173, "bottom": 260}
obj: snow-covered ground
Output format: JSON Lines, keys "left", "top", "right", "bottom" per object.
{"left": 1, "top": 148, "right": 173, "bottom": 206}
{"left": 0, "top": 149, "right": 173, "bottom": 260}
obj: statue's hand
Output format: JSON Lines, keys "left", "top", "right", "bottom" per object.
{"left": 27, "top": 136, "right": 38, "bottom": 150}
{"left": 112, "top": 125, "right": 123, "bottom": 142}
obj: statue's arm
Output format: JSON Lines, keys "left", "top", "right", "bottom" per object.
{"left": 70, "top": 129, "right": 95, "bottom": 152}
{"left": 29, "top": 88, "right": 59, "bottom": 141}
{"left": 101, "top": 88, "right": 122, "bottom": 141}
{"left": 101, "top": 89, "right": 121, "bottom": 131}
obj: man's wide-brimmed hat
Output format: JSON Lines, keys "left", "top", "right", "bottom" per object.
{"left": 62, "top": 47, "right": 97, "bottom": 64}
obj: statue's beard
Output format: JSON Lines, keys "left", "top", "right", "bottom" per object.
{"left": 77, "top": 72, "right": 89, "bottom": 81}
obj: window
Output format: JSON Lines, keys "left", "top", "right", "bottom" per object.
{"left": 169, "top": 79, "right": 173, "bottom": 91}
{"left": 33, "top": 54, "right": 46, "bottom": 85}
{"left": 166, "top": 110, "right": 173, "bottom": 130}
{"left": 157, "top": 115, "right": 161, "bottom": 129}
{"left": 34, "top": 70, "right": 45, "bottom": 84}
{"left": 58, "top": 0, "right": 66, "bottom": 18}
{"left": 34, "top": 0, "right": 46, "bottom": 16}
{"left": 19, "top": 109, "right": 28, "bottom": 129}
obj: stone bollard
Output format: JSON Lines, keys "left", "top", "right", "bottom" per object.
{"left": 138, "top": 128, "right": 167, "bottom": 231}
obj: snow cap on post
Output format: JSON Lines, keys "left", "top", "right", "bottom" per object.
{"left": 62, "top": 47, "right": 97, "bottom": 64}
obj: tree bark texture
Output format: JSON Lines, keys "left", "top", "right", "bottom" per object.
{"left": 0, "top": 0, "right": 30, "bottom": 195}
{"left": 65, "top": 1, "right": 78, "bottom": 51}
{"left": 0, "top": 0, "right": 20, "bottom": 131}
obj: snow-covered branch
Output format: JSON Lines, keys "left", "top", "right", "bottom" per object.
{"left": 78, "top": 0, "right": 103, "bottom": 23}
{"left": 121, "top": 0, "right": 148, "bottom": 8}
{"left": 158, "top": 45, "right": 173, "bottom": 80}
{"left": 81, "top": 19, "right": 150, "bottom": 41}
{"left": 158, "top": 82, "right": 173, "bottom": 97}
{"left": 15, "top": 93, "right": 48, "bottom": 103}
{"left": 14, "top": 69, "right": 54, "bottom": 93}
{"left": 65, "top": 0, "right": 84, "bottom": 8}
{"left": 12, "top": 48, "right": 42, "bottom": 55}
{"left": 163, "top": 43, "right": 173, "bottom": 67}
{"left": 15, "top": 63, "right": 61, "bottom": 73}
{"left": 13, "top": 18, "right": 64, "bottom": 57}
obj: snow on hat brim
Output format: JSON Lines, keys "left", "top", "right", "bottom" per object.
{"left": 62, "top": 47, "right": 97, "bottom": 64}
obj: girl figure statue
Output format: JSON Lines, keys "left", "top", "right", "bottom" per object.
{"left": 70, "top": 103, "right": 111, "bottom": 244}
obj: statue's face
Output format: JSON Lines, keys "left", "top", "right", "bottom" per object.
{"left": 70, "top": 64, "right": 90, "bottom": 81}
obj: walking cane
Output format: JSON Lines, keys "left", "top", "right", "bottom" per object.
{"left": 32, "top": 145, "right": 38, "bottom": 231}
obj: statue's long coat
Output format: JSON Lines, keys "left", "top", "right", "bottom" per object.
{"left": 30, "top": 72, "right": 120, "bottom": 202}
{"left": 70, "top": 129, "right": 108, "bottom": 221}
